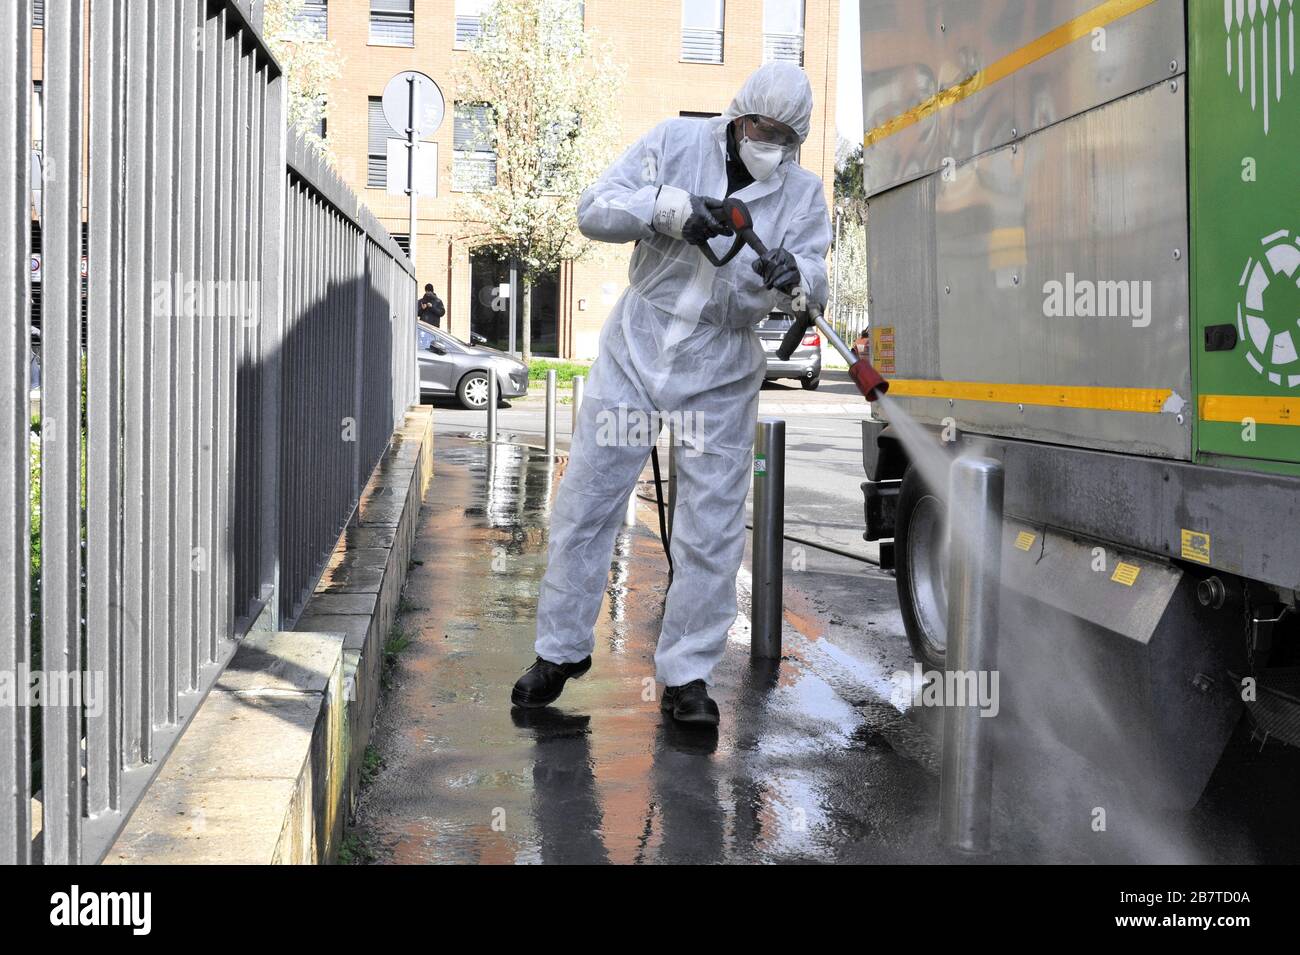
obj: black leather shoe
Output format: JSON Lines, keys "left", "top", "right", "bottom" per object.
{"left": 660, "top": 679, "right": 720, "bottom": 727}
{"left": 511, "top": 656, "right": 592, "bottom": 708}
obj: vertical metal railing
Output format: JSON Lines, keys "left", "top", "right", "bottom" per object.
{"left": 40, "top": 0, "right": 85, "bottom": 866}
{"left": 2, "top": 0, "right": 417, "bottom": 864}
{"left": 1, "top": 0, "right": 33, "bottom": 867}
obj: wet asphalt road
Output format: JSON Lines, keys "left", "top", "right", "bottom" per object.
{"left": 349, "top": 434, "right": 1300, "bottom": 865}
{"left": 428, "top": 370, "right": 881, "bottom": 560}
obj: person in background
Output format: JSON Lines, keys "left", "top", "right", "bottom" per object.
{"left": 418, "top": 283, "right": 445, "bottom": 327}
{"left": 853, "top": 328, "right": 870, "bottom": 360}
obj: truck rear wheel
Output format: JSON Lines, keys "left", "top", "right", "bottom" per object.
{"left": 896, "top": 464, "right": 949, "bottom": 673}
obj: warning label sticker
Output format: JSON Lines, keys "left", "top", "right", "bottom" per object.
{"left": 870, "top": 326, "right": 896, "bottom": 375}
{"left": 1111, "top": 562, "right": 1141, "bottom": 586}
{"left": 1014, "top": 531, "right": 1036, "bottom": 552}
{"left": 1180, "top": 529, "right": 1211, "bottom": 565}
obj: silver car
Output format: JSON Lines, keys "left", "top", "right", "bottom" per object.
{"left": 755, "top": 312, "right": 822, "bottom": 390}
{"left": 417, "top": 322, "right": 529, "bottom": 409}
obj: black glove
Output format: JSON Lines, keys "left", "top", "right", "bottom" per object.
{"left": 682, "top": 195, "right": 733, "bottom": 246}
{"left": 752, "top": 247, "right": 800, "bottom": 292}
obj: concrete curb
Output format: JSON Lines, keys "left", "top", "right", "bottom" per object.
{"left": 105, "top": 407, "right": 434, "bottom": 864}
{"left": 105, "top": 629, "right": 347, "bottom": 865}
{"left": 296, "top": 407, "right": 434, "bottom": 834}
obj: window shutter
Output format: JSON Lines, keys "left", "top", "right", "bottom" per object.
{"left": 368, "top": 98, "right": 397, "bottom": 187}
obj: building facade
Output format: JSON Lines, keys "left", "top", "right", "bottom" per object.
{"left": 315, "top": 0, "right": 838, "bottom": 358}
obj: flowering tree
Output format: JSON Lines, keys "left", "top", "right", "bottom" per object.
{"left": 262, "top": 0, "right": 341, "bottom": 160}
{"left": 454, "top": 0, "right": 623, "bottom": 360}
{"left": 832, "top": 141, "right": 869, "bottom": 319}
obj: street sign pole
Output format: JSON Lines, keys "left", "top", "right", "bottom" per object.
{"left": 406, "top": 75, "right": 418, "bottom": 274}
{"left": 383, "top": 70, "right": 444, "bottom": 272}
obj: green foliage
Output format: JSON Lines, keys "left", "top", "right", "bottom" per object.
{"left": 29, "top": 422, "right": 39, "bottom": 667}
{"left": 834, "top": 141, "right": 868, "bottom": 212}
{"left": 831, "top": 140, "right": 870, "bottom": 314}
{"left": 336, "top": 831, "right": 376, "bottom": 865}
{"left": 381, "top": 624, "right": 413, "bottom": 689}
{"left": 526, "top": 358, "right": 590, "bottom": 386}
{"left": 384, "top": 625, "right": 414, "bottom": 661}
{"left": 359, "top": 745, "right": 383, "bottom": 788}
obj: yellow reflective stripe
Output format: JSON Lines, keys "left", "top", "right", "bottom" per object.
{"left": 863, "top": 0, "right": 1160, "bottom": 149}
{"left": 1198, "top": 394, "right": 1300, "bottom": 426}
{"left": 887, "top": 379, "right": 1171, "bottom": 413}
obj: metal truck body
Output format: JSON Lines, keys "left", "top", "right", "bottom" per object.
{"left": 858, "top": 0, "right": 1300, "bottom": 805}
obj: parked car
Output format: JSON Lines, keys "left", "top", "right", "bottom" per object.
{"left": 417, "top": 322, "right": 529, "bottom": 409}
{"left": 755, "top": 311, "right": 822, "bottom": 389}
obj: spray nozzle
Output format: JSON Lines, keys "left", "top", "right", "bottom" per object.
{"left": 850, "top": 359, "right": 890, "bottom": 402}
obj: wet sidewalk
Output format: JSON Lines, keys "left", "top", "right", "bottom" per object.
{"left": 348, "top": 434, "right": 965, "bottom": 864}
{"left": 349, "top": 435, "right": 1299, "bottom": 864}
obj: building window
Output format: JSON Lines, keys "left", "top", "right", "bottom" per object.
{"left": 454, "top": 0, "right": 489, "bottom": 48}
{"left": 681, "top": 0, "right": 724, "bottom": 64}
{"left": 32, "top": 0, "right": 43, "bottom": 28}
{"left": 298, "top": 0, "right": 328, "bottom": 38}
{"left": 453, "top": 103, "right": 497, "bottom": 192}
{"left": 763, "top": 0, "right": 804, "bottom": 65}
{"left": 370, "top": 0, "right": 414, "bottom": 47}
{"left": 368, "top": 97, "right": 398, "bottom": 189}
{"left": 390, "top": 233, "right": 411, "bottom": 256}
{"left": 312, "top": 114, "right": 327, "bottom": 140}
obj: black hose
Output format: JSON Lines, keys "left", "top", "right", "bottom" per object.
{"left": 650, "top": 445, "right": 673, "bottom": 581}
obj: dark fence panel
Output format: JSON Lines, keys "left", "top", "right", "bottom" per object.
{"left": 2, "top": 0, "right": 417, "bottom": 864}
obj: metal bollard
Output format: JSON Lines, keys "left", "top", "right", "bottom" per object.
{"left": 545, "top": 369, "right": 557, "bottom": 457}
{"left": 571, "top": 374, "right": 585, "bottom": 436}
{"left": 487, "top": 371, "right": 498, "bottom": 443}
{"left": 939, "top": 455, "right": 1005, "bottom": 855}
{"left": 751, "top": 418, "right": 786, "bottom": 660}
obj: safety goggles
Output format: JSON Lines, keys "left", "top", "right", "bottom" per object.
{"left": 742, "top": 114, "right": 799, "bottom": 148}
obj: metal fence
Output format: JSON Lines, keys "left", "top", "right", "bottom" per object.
{"left": 1, "top": 0, "right": 417, "bottom": 865}
{"left": 826, "top": 303, "right": 869, "bottom": 347}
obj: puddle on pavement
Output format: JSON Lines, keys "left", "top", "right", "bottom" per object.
{"left": 348, "top": 434, "right": 1298, "bottom": 865}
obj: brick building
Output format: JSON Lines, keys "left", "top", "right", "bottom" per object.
{"left": 312, "top": 0, "right": 838, "bottom": 358}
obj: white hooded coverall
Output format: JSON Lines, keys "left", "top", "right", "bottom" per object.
{"left": 534, "top": 63, "right": 832, "bottom": 687}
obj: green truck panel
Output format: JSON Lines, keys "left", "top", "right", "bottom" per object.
{"left": 1190, "top": 0, "right": 1300, "bottom": 472}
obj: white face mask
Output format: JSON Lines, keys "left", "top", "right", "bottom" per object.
{"left": 738, "top": 136, "right": 785, "bottom": 181}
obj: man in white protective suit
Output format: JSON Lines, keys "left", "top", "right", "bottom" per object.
{"left": 511, "top": 62, "right": 831, "bottom": 726}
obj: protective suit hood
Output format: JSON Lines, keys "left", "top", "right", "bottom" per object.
{"left": 721, "top": 62, "right": 814, "bottom": 145}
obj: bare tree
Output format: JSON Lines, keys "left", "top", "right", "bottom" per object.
{"left": 454, "top": 0, "right": 623, "bottom": 360}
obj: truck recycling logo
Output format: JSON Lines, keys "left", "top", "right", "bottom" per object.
{"left": 1237, "top": 229, "right": 1300, "bottom": 388}
{"left": 1223, "top": 0, "right": 1296, "bottom": 134}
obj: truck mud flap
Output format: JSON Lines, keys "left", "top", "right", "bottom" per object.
{"left": 994, "top": 522, "right": 1245, "bottom": 811}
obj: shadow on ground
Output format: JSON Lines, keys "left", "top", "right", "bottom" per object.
{"left": 347, "top": 436, "right": 1300, "bottom": 864}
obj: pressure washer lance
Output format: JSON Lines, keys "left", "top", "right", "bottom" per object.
{"left": 719, "top": 198, "right": 890, "bottom": 402}
{"left": 647, "top": 200, "right": 893, "bottom": 575}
